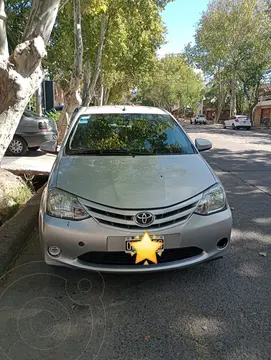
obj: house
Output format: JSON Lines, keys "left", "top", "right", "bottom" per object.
{"left": 253, "top": 85, "right": 271, "bottom": 126}
{"left": 202, "top": 103, "right": 230, "bottom": 122}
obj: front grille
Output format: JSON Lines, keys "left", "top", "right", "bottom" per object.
{"left": 80, "top": 194, "right": 201, "bottom": 230}
{"left": 78, "top": 247, "right": 203, "bottom": 266}
{"left": 97, "top": 214, "right": 190, "bottom": 230}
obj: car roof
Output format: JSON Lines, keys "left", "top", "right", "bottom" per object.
{"left": 236, "top": 115, "right": 248, "bottom": 117}
{"left": 79, "top": 105, "right": 169, "bottom": 115}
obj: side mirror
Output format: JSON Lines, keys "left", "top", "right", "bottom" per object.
{"left": 195, "top": 138, "right": 212, "bottom": 152}
{"left": 40, "top": 140, "right": 58, "bottom": 155}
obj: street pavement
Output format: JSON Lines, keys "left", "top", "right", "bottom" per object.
{"left": 0, "top": 125, "right": 271, "bottom": 360}
{"left": 1, "top": 150, "right": 56, "bottom": 175}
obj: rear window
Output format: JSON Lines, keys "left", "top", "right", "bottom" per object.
{"left": 66, "top": 113, "right": 195, "bottom": 156}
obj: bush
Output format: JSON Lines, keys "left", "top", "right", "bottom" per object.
{"left": 45, "top": 109, "right": 61, "bottom": 125}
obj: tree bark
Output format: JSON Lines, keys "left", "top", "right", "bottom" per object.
{"left": 99, "top": 84, "right": 104, "bottom": 106}
{"left": 244, "top": 82, "right": 260, "bottom": 127}
{"left": 0, "top": 0, "right": 61, "bottom": 162}
{"left": 82, "top": 60, "right": 91, "bottom": 105}
{"left": 0, "top": 0, "right": 8, "bottom": 58}
{"left": 81, "top": 13, "right": 106, "bottom": 107}
{"left": 230, "top": 78, "right": 236, "bottom": 117}
{"left": 215, "top": 87, "right": 227, "bottom": 124}
{"left": 57, "top": 0, "right": 83, "bottom": 145}
{"left": 103, "top": 87, "right": 110, "bottom": 105}
{"left": 36, "top": 83, "right": 43, "bottom": 116}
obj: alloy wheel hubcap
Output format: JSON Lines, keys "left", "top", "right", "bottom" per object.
{"left": 9, "top": 139, "right": 23, "bottom": 154}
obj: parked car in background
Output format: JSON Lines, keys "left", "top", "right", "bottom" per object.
{"left": 6, "top": 110, "right": 58, "bottom": 156}
{"left": 39, "top": 105, "right": 232, "bottom": 273}
{"left": 224, "top": 115, "right": 251, "bottom": 130}
{"left": 191, "top": 114, "right": 207, "bottom": 125}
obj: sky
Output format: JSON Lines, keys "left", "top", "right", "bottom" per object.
{"left": 159, "top": 0, "right": 210, "bottom": 56}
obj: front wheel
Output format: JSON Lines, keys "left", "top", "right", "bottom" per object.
{"left": 7, "top": 136, "right": 28, "bottom": 156}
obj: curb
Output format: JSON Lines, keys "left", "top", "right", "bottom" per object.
{"left": 0, "top": 184, "right": 46, "bottom": 277}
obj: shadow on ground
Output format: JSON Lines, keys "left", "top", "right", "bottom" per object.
{"left": 4, "top": 150, "right": 45, "bottom": 158}
{"left": 184, "top": 123, "right": 271, "bottom": 146}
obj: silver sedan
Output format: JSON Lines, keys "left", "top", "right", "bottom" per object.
{"left": 39, "top": 106, "right": 232, "bottom": 273}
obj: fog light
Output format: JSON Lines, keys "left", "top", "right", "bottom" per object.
{"left": 48, "top": 246, "right": 61, "bottom": 257}
{"left": 217, "top": 238, "right": 228, "bottom": 249}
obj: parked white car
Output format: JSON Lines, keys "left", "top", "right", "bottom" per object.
{"left": 191, "top": 114, "right": 207, "bottom": 125}
{"left": 224, "top": 115, "right": 251, "bottom": 130}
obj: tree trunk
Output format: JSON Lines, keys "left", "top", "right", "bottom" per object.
{"left": 0, "top": 0, "right": 61, "bottom": 162}
{"left": 230, "top": 78, "right": 236, "bottom": 118}
{"left": 99, "top": 84, "right": 104, "bottom": 106}
{"left": 244, "top": 82, "right": 260, "bottom": 127}
{"left": 0, "top": 0, "right": 8, "bottom": 58}
{"left": 249, "top": 99, "right": 259, "bottom": 127}
{"left": 57, "top": 85, "right": 81, "bottom": 144}
{"left": 36, "top": 84, "right": 43, "bottom": 116}
{"left": 81, "top": 13, "right": 106, "bottom": 107}
{"left": 103, "top": 87, "right": 110, "bottom": 105}
{"left": 215, "top": 82, "right": 228, "bottom": 124}
{"left": 57, "top": 0, "right": 83, "bottom": 145}
{"left": 82, "top": 60, "right": 91, "bottom": 105}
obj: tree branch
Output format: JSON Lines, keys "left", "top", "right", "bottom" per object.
{"left": 23, "top": 0, "right": 61, "bottom": 44}
{"left": 73, "top": 0, "right": 83, "bottom": 79}
{"left": 84, "top": 12, "right": 106, "bottom": 106}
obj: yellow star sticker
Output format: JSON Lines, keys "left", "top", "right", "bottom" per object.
{"left": 129, "top": 233, "right": 163, "bottom": 264}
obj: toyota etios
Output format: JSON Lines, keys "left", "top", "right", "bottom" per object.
{"left": 39, "top": 106, "right": 232, "bottom": 273}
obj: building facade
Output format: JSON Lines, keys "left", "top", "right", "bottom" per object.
{"left": 253, "top": 86, "right": 271, "bottom": 126}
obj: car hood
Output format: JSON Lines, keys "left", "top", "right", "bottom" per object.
{"left": 55, "top": 155, "right": 216, "bottom": 209}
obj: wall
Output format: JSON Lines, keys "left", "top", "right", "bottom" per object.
{"left": 254, "top": 107, "right": 261, "bottom": 125}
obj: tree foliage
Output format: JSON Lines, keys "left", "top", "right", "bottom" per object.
{"left": 135, "top": 54, "right": 203, "bottom": 112}
{"left": 185, "top": 0, "right": 271, "bottom": 121}
{"left": 46, "top": 0, "right": 171, "bottom": 105}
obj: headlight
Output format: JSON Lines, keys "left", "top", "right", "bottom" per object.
{"left": 195, "top": 184, "right": 226, "bottom": 215}
{"left": 46, "top": 188, "right": 90, "bottom": 220}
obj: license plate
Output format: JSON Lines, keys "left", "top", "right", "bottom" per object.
{"left": 125, "top": 235, "right": 164, "bottom": 253}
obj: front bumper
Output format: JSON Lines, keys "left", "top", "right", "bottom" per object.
{"left": 39, "top": 193, "right": 232, "bottom": 273}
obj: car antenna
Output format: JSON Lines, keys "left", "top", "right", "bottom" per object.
{"left": 122, "top": 106, "right": 126, "bottom": 111}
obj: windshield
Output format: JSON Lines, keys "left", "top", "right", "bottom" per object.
{"left": 66, "top": 113, "right": 195, "bottom": 156}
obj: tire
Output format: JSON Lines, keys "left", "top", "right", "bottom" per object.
{"left": 29, "top": 146, "right": 40, "bottom": 151}
{"left": 231, "top": 124, "right": 236, "bottom": 130}
{"left": 223, "top": 123, "right": 226, "bottom": 129}
{"left": 246, "top": 127, "right": 251, "bottom": 130}
{"left": 7, "top": 136, "right": 28, "bottom": 156}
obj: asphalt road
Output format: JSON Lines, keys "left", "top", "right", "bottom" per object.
{"left": 0, "top": 125, "right": 271, "bottom": 360}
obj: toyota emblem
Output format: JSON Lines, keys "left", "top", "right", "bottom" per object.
{"left": 134, "top": 212, "right": 155, "bottom": 227}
